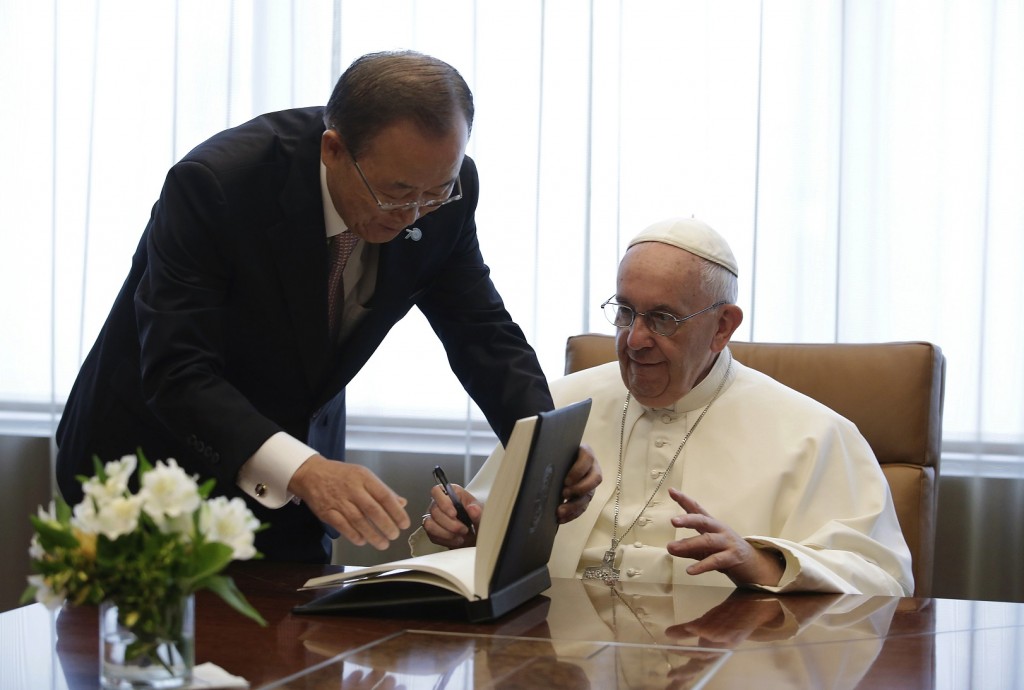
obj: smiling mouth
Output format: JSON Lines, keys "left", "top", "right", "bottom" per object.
{"left": 629, "top": 354, "right": 662, "bottom": 366}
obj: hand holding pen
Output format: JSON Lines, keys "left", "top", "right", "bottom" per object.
{"left": 421, "top": 465, "right": 480, "bottom": 548}
{"left": 433, "top": 465, "right": 475, "bottom": 535}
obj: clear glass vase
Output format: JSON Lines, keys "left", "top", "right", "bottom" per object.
{"left": 99, "top": 593, "right": 195, "bottom": 689}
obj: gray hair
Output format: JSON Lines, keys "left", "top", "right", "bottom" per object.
{"left": 700, "top": 259, "right": 738, "bottom": 304}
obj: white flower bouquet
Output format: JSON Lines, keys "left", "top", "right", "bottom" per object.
{"left": 24, "top": 451, "right": 266, "bottom": 671}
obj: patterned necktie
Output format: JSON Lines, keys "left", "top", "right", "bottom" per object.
{"left": 326, "top": 231, "right": 359, "bottom": 337}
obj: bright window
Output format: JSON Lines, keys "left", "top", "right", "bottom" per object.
{"left": 1, "top": 1, "right": 1021, "bottom": 470}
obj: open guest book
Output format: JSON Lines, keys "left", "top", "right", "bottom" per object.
{"left": 293, "top": 398, "right": 592, "bottom": 622}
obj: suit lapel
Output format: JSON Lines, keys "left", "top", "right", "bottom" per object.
{"left": 265, "top": 118, "right": 333, "bottom": 393}
{"left": 308, "top": 164, "right": 468, "bottom": 409}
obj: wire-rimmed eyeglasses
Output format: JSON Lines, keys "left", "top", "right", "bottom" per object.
{"left": 351, "top": 157, "right": 462, "bottom": 213}
{"left": 601, "top": 298, "right": 726, "bottom": 337}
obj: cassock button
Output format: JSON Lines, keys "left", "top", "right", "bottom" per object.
{"left": 633, "top": 541, "right": 643, "bottom": 548}
{"left": 655, "top": 439, "right": 666, "bottom": 448}
{"left": 661, "top": 414, "right": 672, "bottom": 424}
{"left": 254, "top": 482, "right": 267, "bottom": 498}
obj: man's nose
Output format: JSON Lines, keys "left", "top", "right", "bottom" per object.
{"left": 392, "top": 205, "right": 422, "bottom": 224}
{"left": 625, "top": 314, "right": 656, "bottom": 347}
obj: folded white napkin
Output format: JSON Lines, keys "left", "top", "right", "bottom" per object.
{"left": 184, "top": 662, "right": 249, "bottom": 688}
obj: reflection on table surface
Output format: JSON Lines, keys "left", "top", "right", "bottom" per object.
{"left": 273, "top": 630, "right": 728, "bottom": 690}
{"left": 285, "top": 580, "right": 894, "bottom": 689}
{"left": 3, "top": 562, "right": 1023, "bottom": 689}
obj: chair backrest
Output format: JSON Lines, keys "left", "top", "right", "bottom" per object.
{"left": 564, "top": 334, "right": 946, "bottom": 597}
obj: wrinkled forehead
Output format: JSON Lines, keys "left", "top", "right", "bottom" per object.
{"left": 617, "top": 242, "right": 706, "bottom": 300}
{"left": 620, "top": 240, "right": 703, "bottom": 273}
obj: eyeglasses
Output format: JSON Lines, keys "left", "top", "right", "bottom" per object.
{"left": 351, "top": 157, "right": 463, "bottom": 212}
{"left": 601, "top": 297, "right": 726, "bottom": 337}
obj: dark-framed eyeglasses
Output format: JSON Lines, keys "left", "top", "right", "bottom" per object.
{"left": 600, "top": 297, "right": 726, "bottom": 337}
{"left": 351, "top": 157, "right": 462, "bottom": 212}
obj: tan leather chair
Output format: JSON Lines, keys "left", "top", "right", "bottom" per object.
{"left": 564, "top": 334, "right": 946, "bottom": 597}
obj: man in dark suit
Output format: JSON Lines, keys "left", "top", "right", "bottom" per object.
{"left": 56, "top": 51, "right": 599, "bottom": 563}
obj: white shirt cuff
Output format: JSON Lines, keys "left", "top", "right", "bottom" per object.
{"left": 236, "top": 432, "right": 317, "bottom": 508}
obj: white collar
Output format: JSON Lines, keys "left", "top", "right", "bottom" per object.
{"left": 637, "top": 348, "right": 736, "bottom": 416}
{"left": 320, "top": 160, "right": 348, "bottom": 240}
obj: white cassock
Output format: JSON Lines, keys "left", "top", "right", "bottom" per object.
{"left": 540, "top": 579, "right": 900, "bottom": 690}
{"left": 412, "top": 346, "right": 913, "bottom": 597}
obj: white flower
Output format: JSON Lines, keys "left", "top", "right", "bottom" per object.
{"left": 200, "top": 497, "right": 260, "bottom": 560}
{"left": 71, "top": 498, "right": 99, "bottom": 533}
{"left": 73, "top": 494, "right": 143, "bottom": 540}
{"left": 27, "top": 574, "right": 65, "bottom": 611}
{"left": 36, "top": 501, "right": 58, "bottom": 523}
{"left": 105, "top": 454, "right": 138, "bottom": 487}
{"left": 29, "top": 534, "right": 45, "bottom": 560}
{"left": 29, "top": 502, "right": 58, "bottom": 558}
{"left": 32, "top": 502, "right": 61, "bottom": 553}
{"left": 158, "top": 511, "right": 196, "bottom": 537}
{"left": 139, "top": 459, "right": 201, "bottom": 533}
{"left": 97, "top": 496, "right": 145, "bottom": 540}
{"left": 81, "top": 454, "right": 137, "bottom": 505}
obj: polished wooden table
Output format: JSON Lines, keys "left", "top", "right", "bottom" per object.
{"left": 3, "top": 562, "right": 1023, "bottom": 689}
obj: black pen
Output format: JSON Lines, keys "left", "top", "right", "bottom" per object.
{"left": 432, "top": 465, "right": 476, "bottom": 535}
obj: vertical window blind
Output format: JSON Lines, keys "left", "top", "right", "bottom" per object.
{"left": 0, "top": 0, "right": 1020, "bottom": 476}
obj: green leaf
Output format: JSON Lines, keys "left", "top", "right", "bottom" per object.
{"left": 54, "top": 494, "right": 72, "bottom": 523}
{"left": 204, "top": 575, "right": 267, "bottom": 626}
{"left": 91, "top": 455, "right": 106, "bottom": 482}
{"left": 182, "top": 542, "right": 233, "bottom": 588}
{"left": 137, "top": 447, "right": 153, "bottom": 479}
{"left": 197, "top": 478, "right": 216, "bottom": 499}
{"left": 30, "top": 515, "right": 79, "bottom": 549}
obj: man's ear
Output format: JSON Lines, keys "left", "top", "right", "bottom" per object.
{"left": 321, "top": 129, "right": 346, "bottom": 168}
{"left": 710, "top": 304, "right": 744, "bottom": 353}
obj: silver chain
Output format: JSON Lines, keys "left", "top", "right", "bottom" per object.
{"left": 610, "top": 356, "right": 732, "bottom": 551}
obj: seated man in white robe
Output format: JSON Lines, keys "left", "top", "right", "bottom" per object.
{"left": 413, "top": 217, "right": 913, "bottom": 596}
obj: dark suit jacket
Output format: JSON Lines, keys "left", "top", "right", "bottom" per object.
{"left": 55, "top": 107, "right": 553, "bottom": 562}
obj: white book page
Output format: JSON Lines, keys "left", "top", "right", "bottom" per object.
{"left": 301, "top": 546, "right": 479, "bottom": 599}
{"left": 472, "top": 415, "right": 538, "bottom": 593}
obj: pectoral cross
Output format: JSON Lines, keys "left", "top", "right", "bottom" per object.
{"left": 583, "top": 547, "right": 620, "bottom": 583}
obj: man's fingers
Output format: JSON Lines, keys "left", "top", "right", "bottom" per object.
{"left": 328, "top": 473, "right": 410, "bottom": 545}
{"left": 422, "top": 510, "right": 469, "bottom": 548}
{"left": 334, "top": 501, "right": 395, "bottom": 550}
{"left": 671, "top": 511, "right": 716, "bottom": 533}
{"left": 555, "top": 445, "right": 601, "bottom": 525}
{"left": 297, "top": 459, "right": 412, "bottom": 550}
{"left": 430, "top": 484, "right": 480, "bottom": 534}
{"left": 556, "top": 494, "right": 592, "bottom": 523}
{"left": 562, "top": 445, "right": 601, "bottom": 498}
{"left": 364, "top": 481, "right": 412, "bottom": 532}
{"left": 429, "top": 485, "right": 458, "bottom": 520}
{"left": 323, "top": 508, "right": 367, "bottom": 548}
{"left": 422, "top": 485, "right": 481, "bottom": 549}
{"left": 668, "top": 487, "right": 709, "bottom": 516}
{"left": 562, "top": 444, "right": 595, "bottom": 484}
